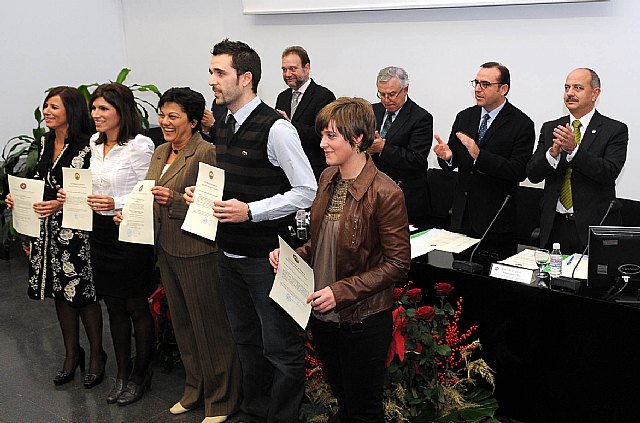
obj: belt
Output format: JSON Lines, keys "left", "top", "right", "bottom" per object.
{"left": 556, "top": 212, "right": 575, "bottom": 221}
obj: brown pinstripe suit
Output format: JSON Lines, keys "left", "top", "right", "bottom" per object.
{"left": 147, "top": 132, "right": 241, "bottom": 416}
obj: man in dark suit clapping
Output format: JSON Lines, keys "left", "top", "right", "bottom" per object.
{"left": 526, "top": 68, "right": 628, "bottom": 253}
{"left": 369, "top": 66, "right": 433, "bottom": 227}
{"left": 275, "top": 46, "right": 335, "bottom": 180}
{"left": 433, "top": 62, "right": 535, "bottom": 257}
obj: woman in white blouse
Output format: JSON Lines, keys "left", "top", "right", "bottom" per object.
{"left": 87, "top": 83, "right": 155, "bottom": 406}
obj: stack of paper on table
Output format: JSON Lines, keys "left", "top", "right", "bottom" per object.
{"left": 410, "top": 229, "right": 480, "bottom": 258}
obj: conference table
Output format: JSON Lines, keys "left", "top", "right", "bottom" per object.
{"left": 410, "top": 249, "right": 639, "bottom": 423}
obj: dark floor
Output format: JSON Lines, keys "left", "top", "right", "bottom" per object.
{"left": 0, "top": 246, "right": 203, "bottom": 423}
{"left": 0, "top": 245, "right": 527, "bottom": 423}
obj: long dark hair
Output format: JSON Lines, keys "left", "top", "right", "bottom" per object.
{"left": 90, "top": 83, "right": 141, "bottom": 145}
{"left": 37, "top": 87, "right": 91, "bottom": 178}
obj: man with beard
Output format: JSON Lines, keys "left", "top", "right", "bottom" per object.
{"left": 527, "top": 68, "right": 628, "bottom": 254}
{"left": 433, "top": 62, "right": 534, "bottom": 258}
{"left": 189, "top": 39, "right": 316, "bottom": 423}
{"left": 275, "top": 46, "right": 335, "bottom": 180}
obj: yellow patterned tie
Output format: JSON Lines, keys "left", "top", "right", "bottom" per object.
{"left": 559, "top": 119, "right": 582, "bottom": 209}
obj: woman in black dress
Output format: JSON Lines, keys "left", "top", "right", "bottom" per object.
{"left": 7, "top": 86, "right": 106, "bottom": 387}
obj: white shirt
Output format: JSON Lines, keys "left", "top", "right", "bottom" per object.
{"left": 90, "top": 133, "right": 154, "bottom": 215}
{"left": 227, "top": 96, "right": 317, "bottom": 222}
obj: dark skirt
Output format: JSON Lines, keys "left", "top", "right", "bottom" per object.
{"left": 90, "top": 213, "right": 155, "bottom": 299}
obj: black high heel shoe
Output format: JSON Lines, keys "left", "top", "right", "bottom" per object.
{"left": 106, "top": 378, "right": 128, "bottom": 404}
{"left": 53, "top": 348, "right": 85, "bottom": 385}
{"left": 117, "top": 370, "right": 153, "bottom": 406}
{"left": 83, "top": 352, "right": 107, "bottom": 389}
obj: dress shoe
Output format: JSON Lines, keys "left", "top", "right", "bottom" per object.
{"left": 84, "top": 352, "right": 107, "bottom": 389}
{"left": 202, "top": 417, "right": 228, "bottom": 423}
{"left": 53, "top": 347, "right": 85, "bottom": 385}
{"left": 170, "top": 402, "right": 191, "bottom": 415}
{"left": 106, "top": 378, "right": 127, "bottom": 404}
{"left": 117, "top": 370, "right": 152, "bottom": 406}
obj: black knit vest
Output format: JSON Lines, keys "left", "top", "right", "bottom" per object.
{"left": 215, "top": 102, "right": 294, "bottom": 257}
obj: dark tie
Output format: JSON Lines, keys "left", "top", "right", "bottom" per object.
{"left": 478, "top": 113, "right": 491, "bottom": 142}
{"left": 559, "top": 119, "right": 582, "bottom": 210}
{"left": 380, "top": 112, "right": 395, "bottom": 138}
{"left": 226, "top": 114, "right": 236, "bottom": 139}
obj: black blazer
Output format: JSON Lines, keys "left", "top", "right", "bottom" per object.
{"left": 372, "top": 98, "right": 433, "bottom": 224}
{"left": 438, "top": 101, "right": 535, "bottom": 236}
{"left": 526, "top": 110, "right": 628, "bottom": 248}
{"left": 275, "top": 79, "right": 335, "bottom": 180}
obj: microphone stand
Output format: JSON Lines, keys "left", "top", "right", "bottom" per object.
{"left": 452, "top": 195, "right": 511, "bottom": 273}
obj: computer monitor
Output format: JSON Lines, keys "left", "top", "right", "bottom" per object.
{"left": 588, "top": 226, "right": 640, "bottom": 293}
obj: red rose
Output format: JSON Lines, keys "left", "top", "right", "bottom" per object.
{"left": 406, "top": 288, "right": 422, "bottom": 303}
{"left": 415, "top": 305, "right": 435, "bottom": 321}
{"left": 434, "top": 282, "right": 454, "bottom": 297}
{"left": 393, "top": 287, "right": 403, "bottom": 301}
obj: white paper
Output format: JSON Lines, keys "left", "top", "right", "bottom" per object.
{"left": 118, "top": 180, "right": 155, "bottom": 245}
{"left": 181, "top": 163, "right": 225, "bottom": 241}
{"left": 61, "top": 168, "right": 92, "bottom": 231}
{"left": 490, "top": 263, "right": 536, "bottom": 284}
{"left": 562, "top": 254, "right": 588, "bottom": 279}
{"left": 498, "top": 248, "right": 540, "bottom": 271}
{"left": 410, "top": 229, "right": 439, "bottom": 258}
{"left": 269, "top": 236, "right": 314, "bottom": 329}
{"left": 8, "top": 175, "right": 45, "bottom": 237}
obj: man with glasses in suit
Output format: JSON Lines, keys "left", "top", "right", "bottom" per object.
{"left": 369, "top": 66, "right": 433, "bottom": 227}
{"left": 433, "top": 62, "right": 535, "bottom": 258}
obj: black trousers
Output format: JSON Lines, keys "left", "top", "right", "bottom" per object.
{"left": 309, "top": 309, "right": 392, "bottom": 423}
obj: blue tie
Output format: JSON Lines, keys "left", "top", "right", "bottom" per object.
{"left": 478, "top": 114, "right": 491, "bottom": 142}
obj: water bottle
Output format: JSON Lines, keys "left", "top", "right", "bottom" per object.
{"left": 295, "top": 209, "right": 308, "bottom": 240}
{"left": 550, "top": 243, "right": 562, "bottom": 278}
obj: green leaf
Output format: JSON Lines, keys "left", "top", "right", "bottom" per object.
{"left": 116, "top": 68, "right": 131, "bottom": 84}
{"left": 34, "top": 107, "right": 42, "bottom": 122}
{"left": 436, "top": 344, "right": 451, "bottom": 356}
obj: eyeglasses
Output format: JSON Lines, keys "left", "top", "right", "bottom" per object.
{"left": 376, "top": 88, "right": 405, "bottom": 100}
{"left": 471, "top": 80, "right": 505, "bottom": 90}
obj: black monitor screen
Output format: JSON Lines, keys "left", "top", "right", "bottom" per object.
{"left": 588, "top": 226, "right": 640, "bottom": 290}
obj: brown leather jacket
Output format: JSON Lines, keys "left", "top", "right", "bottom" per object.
{"left": 296, "top": 155, "right": 411, "bottom": 324}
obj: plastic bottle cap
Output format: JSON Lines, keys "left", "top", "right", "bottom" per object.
{"left": 553, "top": 243, "right": 560, "bottom": 250}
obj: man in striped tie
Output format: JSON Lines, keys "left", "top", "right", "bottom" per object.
{"left": 527, "top": 68, "right": 628, "bottom": 254}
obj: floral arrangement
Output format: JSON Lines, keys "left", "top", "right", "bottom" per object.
{"left": 301, "top": 282, "right": 498, "bottom": 423}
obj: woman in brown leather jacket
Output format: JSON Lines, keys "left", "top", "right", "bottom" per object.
{"left": 270, "top": 97, "right": 411, "bottom": 423}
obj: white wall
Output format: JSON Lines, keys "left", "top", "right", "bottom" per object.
{"left": 5, "top": 0, "right": 638, "bottom": 200}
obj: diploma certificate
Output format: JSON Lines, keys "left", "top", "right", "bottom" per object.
{"left": 118, "top": 180, "right": 155, "bottom": 245}
{"left": 62, "top": 168, "right": 93, "bottom": 231}
{"left": 181, "top": 162, "right": 225, "bottom": 241}
{"left": 269, "top": 236, "right": 315, "bottom": 329}
{"left": 8, "top": 175, "right": 45, "bottom": 238}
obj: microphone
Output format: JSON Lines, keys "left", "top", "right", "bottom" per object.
{"left": 452, "top": 194, "right": 512, "bottom": 273}
{"left": 571, "top": 199, "right": 617, "bottom": 284}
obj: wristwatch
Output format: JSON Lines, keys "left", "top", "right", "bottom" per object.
{"left": 247, "top": 205, "right": 253, "bottom": 222}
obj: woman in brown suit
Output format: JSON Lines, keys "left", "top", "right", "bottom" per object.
{"left": 118, "top": 87, "right": 240, "bottom": 423}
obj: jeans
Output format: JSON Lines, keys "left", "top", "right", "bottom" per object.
{"left": 309, "top": 309, "right": 393, "bottom": 423}
{"left": 217, "top": 252, "right": 304, "bottom": 423}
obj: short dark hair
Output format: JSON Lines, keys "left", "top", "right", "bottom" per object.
{"left": 282, "top": 46, "right": 310, "bottom": 67}
{"left": 212, "top": 39, "right": 261, "bottom": 94}
{"left": 44, "top": 86, "right": 91, "bottom": 147}
{"left": 315, "top": 97, "right": 376, "bottom": 151}
{"left": 481, "top": 61, "right": 510, "bottom": 94}
{"left": 158, "top": 87, "right": 206, "bottom": 133}
{"left": 90, "top": 83, "right": 141, "bottom": 145}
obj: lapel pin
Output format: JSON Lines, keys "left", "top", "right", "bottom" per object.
{"left": 592, "top": 129, "right": 597, "bottom": 134}
{"left": 242, "top": 150, "right": 248, "bottom": 156}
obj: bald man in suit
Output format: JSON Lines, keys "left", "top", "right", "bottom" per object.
{"left": 527, "top": 68, "right": 628, "bottom": 254}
